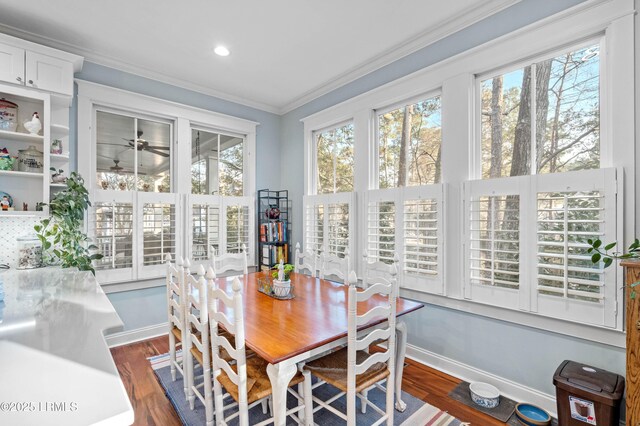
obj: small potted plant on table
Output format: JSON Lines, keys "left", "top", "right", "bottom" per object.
{"left": 272, "top": 259, "right": 294, "bottom": 297}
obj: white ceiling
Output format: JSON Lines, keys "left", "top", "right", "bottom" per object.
{"left": 0, "top": 0, "right": 516, "bottom": 113}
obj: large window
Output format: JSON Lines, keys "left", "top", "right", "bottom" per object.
{"left": 480, "top": 44, "right": 600, "bottom": 179}
{"left": 79, "top": 81, "right": 257, "bottom": 285}
{"left": 377, "top": 95, "right": 442, "bottom": 188}
{"left": 314, "top": 122, "right": 354, "bottom": 194}
{"left": 191, "top": 129, "right": 244, "bottom": 196}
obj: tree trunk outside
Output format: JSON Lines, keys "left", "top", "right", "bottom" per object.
{"left": 397, "top": 105, "right": 412, "bottom": 187}
{"left": 490, "top": 76, "right": 504, "bottom": 178}
{"left": 510, "top": 66, "right": 532, "bottom": 177}
{"left": 535, "top": 60, "right": 552, "bottom": 173}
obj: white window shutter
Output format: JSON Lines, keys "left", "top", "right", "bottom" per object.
{"left": 138, "top": 192, "right": 180, "bottom": 279}
{"left": 303, "top": 192, "right": 356, "bottom": 259}
{"left": 221, "top": 196, "right": 255, "bottom": 264}
{"left": 186, "top": 194, "right": 221, "bottom": 269}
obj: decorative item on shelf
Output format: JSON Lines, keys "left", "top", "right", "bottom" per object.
{"left": 0, "top": 98, "right": 18, "bottom": 132}
{"left": 0, "top": 147, "right": 15, "bottom": 171}
{"left": 0, "top": 191, "right": 13, "bottom": 211}
{"left": 50, "top": 167, "right": 67, "bottom": 183}
{"left": 118, "top": 181, "right": 127, "bottom": 191}
{"left": 51, "top": 139, "right": 63, "bottom": 154}
{"left": 35, "top": 202, "right": 44, "bottom": 211}
{"left": 22, "top": 203, "right": 28, "bottom": 211}
{"left": 34, "top": 172, "right": 103, "bottom": 274}
{"left": 265, "top": 204, "right": 280, "bottom": 220}
{"left": 23, "top": 112, "right": 42, "bottom": 135}
{"left": 17, "top": 234, "right": 43, "bottom": 269}
{"left": 17, "top": 145, "right": 43, "bottom": 173}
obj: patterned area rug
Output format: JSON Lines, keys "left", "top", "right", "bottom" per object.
{"left": 150, "top": 352, "right": 462, "bottom": 425}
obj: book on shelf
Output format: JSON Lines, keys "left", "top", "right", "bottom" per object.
{"left": 261, "top": 242, "right": 289, "bottom": 267}
{"left": 259, "top": 220, "right": 288, "bottom": 243}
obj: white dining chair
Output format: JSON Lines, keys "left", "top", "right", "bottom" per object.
{"left": 209, "top": 276, "right": 313, "bottom": 426}
{"left": 213, "top": 244, "right": 249, "bottom": 276}
{"left": 183, "top": 262, "right": 215, "bottom": 425}
{"left": 166, "top": 254, "right": 189, "bottom": 398}
{"left": 318, "top": 248, "right": 356, "bottom": 285}
{"left": 362, "top": 252, "right": 399, "bottom": 289}
{"left": 294, "top": 243, "right": 317, "bottom": 277}
{"left": 302, "top": 262, "right": 398, "bottom": 425}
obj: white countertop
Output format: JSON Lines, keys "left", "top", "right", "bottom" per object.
{"left": 0, "top": 267, "right": 133, "bottom": 426}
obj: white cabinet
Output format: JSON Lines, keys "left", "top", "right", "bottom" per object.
{"left": 0, "top": 34, "right": 82, "bottom": 97}
{"left": 0, "top": 42, "right": 24, "bottom": 85}
{"left": 25, "top": 52, "right": 73, "bottom": 95}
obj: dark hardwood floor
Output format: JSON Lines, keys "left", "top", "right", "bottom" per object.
{"left": 110, "top": 336, "right": 507, "bottom": 425}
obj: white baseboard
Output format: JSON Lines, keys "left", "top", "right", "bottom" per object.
{"left": 105, "top": 322, "right": 169, "bottom": 348}
{"left": 405, "top": 343, "right": 559, "bottom": 418}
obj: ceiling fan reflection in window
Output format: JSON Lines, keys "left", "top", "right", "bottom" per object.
{"left": 98, "top": 156, "right": 146, "bottom": 175}
{"left": 99, "top": 130, "right": 170, "bottom": 158}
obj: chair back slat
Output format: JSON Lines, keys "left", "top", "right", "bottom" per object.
{"left": 362, "top": 252, "right": 398, "bottom": 289}
{"left": 319, "top": 249, "right": 353, "bottom": 285}
{"left": 166, "top": 255, "right": 185, "bottom": 331}
{"left": 184, "top": 264, "right": 210, "bottom": 385}
{"left": 294, "top": 242, "right": 317, "bottom": 276}
{"left": 356, "top": 282, "right": 391, "bottom": 301}
{"left": 356, "top": 305, "right": 391, "bottom": 326}
{"left": 212, "top": 244, "right": 249, "bottom": 276}
{"left": 354, "top": 350, "right": 391, "bottom": 375}
{"left": 355, "top": 327, "right": 392, "bottom": 351}
{"left": 210, "top": 311, "right": 236, "bottom": 335}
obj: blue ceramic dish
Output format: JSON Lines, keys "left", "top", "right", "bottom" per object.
{"left": 515, "top": 403, "right": 551, "bottom": 426}
{"left": 469, "top": 382, "right": 500, "bottom": 409}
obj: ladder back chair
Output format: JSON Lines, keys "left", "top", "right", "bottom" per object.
{"left": 303, "top": 263, "right": 398, "bottom": 425}
{"left": 209, "top": 276, "right": 313, "bottom": 426}
{"left": 318, "top": 249, "right": 356, "bottom": 285}
{"left": 362, "top": 252, "right": 399, "bottom": 289}
{"left": 166, "top": 254, "right": 188, "bottom": 397}
{"left": 294, "top": 242, "right": 317, "bottom": 277}
{"left": 184, "top": 262, "right": 214, "bottom": 425}
{"left": 213, "top": 244, "right": 249, "bottom": 276}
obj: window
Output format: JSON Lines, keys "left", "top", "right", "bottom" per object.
{"left": 191, "top": 129, "right": 244, "bottom": 196}
{"left": 96, "top": 110, "right": 172, "bottom": 192}
{"left": 377, "top": 95, "right": 442, "bottom": 188}
{"left": 79, "top": 81, "right": 257, "bottom": 285}
{"left": 480, "top": 43, "right": 600, "bottom": 179}
{"left": 314, "top": 122, "right": 354, "bottom": 194}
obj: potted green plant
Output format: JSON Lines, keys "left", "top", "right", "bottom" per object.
{"left": 34, "top": 172, "right": 103, "bottom": 273}
{"left": 588, "top": 238, "right": 640, "bottom": 298}
{"left": 272, "top": 261, "right": 294, "bottom": 297}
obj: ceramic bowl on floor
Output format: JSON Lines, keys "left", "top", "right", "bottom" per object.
{"left": 469, "top": 382, "right": 500, "bottom": 408}
{"left": 515, "top": 403, "right": 551, "bottom": 426}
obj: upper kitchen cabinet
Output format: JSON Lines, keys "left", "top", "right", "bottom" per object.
{"left": 0, "top": 33, "right": 83, "bottom": 99}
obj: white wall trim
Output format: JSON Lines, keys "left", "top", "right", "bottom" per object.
{"left": 405, "top": 343, "right": 558, "bottom": 418}
{"left": 105, "top": 323, "right": 168, "bottom": 348}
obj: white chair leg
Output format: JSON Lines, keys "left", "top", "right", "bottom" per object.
{"left": 360, "top": 389, "right": 368, "bottom": 414}
{"left": 268, "top": 395, "right": 273, "bottom": 417}
{"left": 302, "top": 370, "right": 314, "bottom": 426}
{"left": 261, "top": 398, "right": 269, "bottom": 415}
{"left": 213, "top": 370, "right": 225, "bottom": 425}
{"left": 203, "top": 362, "right": 213, "bottom": 426}
{"left": 169, "top": 331, "right": 177, "bottom": 381}
{"left": 385, "top": 378, "right": 394, "bottom": 426}
{"left": 188, "top": 356, "right": 196, "bottom": 409}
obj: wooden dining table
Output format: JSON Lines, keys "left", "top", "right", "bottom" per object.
{"left": 213, "top": 271, "right": 424, "bottom": 426}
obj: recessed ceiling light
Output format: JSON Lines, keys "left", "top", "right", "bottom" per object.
{"left": 214, "top": 46, "right": 230, "bottom": 57}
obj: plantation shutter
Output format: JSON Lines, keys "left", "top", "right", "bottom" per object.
{"left": 186, "top": 194, "right": 221, "bottom": 269}
{"left": 464, "top": 176, "right": 530, "bottom": 309}
{"left": 533, "top": 168, "right": 618, "bottom": 327}
{"left": 303, "top": 192, "right": 355, "bottom": 259}
{"left": 221, "top": 196, "right": 255, "bottom": 264}
{"left": 365, "top": 185, "right": 444, "bottom": 294}
{"left": 138, "top": 192, "right": 180, "bottom": 278}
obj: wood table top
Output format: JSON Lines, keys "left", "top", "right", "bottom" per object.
{"left": 214, "top": 271, "right": 424, "bottom": 364}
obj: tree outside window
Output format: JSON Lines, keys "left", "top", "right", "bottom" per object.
{"left": 378, "top": 96, "right": 442, "bottom": 189}
{"left": 315, "top": 123, "right": 354, "bottom": 194}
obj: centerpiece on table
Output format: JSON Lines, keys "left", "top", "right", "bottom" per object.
{"left": 272, "top": 259, "right": 294, "bottom": 297}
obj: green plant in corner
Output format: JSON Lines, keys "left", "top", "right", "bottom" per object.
{"left": 588, "top": 238, "right": 640, "bottom": 298}
{"left": 34, "top": 172, "right": 103, "bottom": 273}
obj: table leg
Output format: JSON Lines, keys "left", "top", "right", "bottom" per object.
{"left": 395, "top": 320, "right": 408, "bottom": 412}
{"left": 267, "top": 362, "right": 297, "bottom": 426}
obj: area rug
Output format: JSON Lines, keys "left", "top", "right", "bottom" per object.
{"left": 448, "top": 381, "right": 516, "bottom": 422}
{"left": 150, "top": 352, "right": 463, "bottom": 425}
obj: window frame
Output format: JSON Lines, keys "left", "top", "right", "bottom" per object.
{"left": 77, "top": 80, "right": 258, "bottom": 286}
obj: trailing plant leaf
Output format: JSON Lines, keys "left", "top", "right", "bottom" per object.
{"left": 588, "top": 238, "right": 640, "bottom": 298}
{"left": 34, "top": 172, "right": 103, "bottom": 274}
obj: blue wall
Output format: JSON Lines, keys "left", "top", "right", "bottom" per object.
{"left": 279, "top": 0, "right": 626, "bottom": 400}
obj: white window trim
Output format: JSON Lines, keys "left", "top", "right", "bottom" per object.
{"left": 77, "top": 80, "right": 259, "bottom": 287}
{"left": 300, "top": 0, "right": 633, "bottom": 347}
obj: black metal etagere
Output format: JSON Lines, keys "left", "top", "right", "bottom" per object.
{"left": 257, "top": 189, "right": 291, "bottom": 271}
